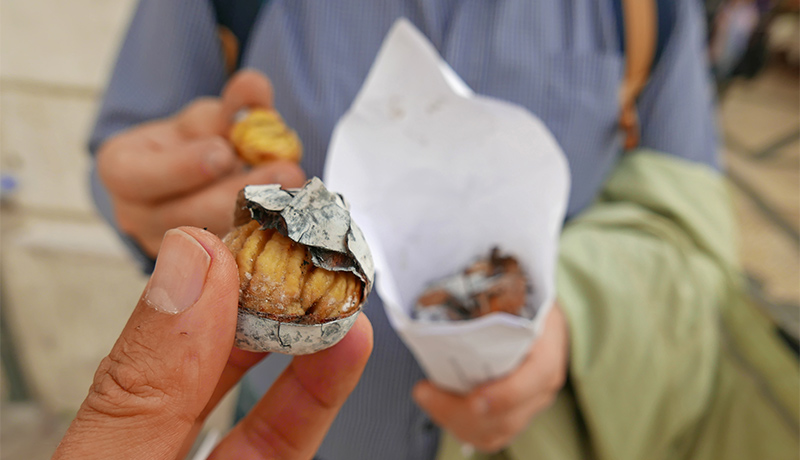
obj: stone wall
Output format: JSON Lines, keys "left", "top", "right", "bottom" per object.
{"left": 0, "top": 0, "right": 147, "bottom": 413}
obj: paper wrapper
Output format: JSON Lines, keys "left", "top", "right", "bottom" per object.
{"left": 324, "top": 19, "right": 570, "bottom": 393}
{"left": 232, "top": 178, "right": 375, "bottom": 355}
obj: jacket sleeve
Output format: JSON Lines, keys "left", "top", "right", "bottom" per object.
{"left": 88, "top": 0, "right": 228, "bottom": 272}
{"left": 552, "top": 151, "right": 734, "bottom": 459}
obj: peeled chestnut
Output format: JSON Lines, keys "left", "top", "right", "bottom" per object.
{"left": 229, "top": 108, "right": 303, "bottom": 165}
{"left": 224, "top": 220, "right": 363, "bottom": 324}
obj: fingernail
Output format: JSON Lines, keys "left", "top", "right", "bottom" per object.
{"left": 145, "top": 229, "right": 211, "bottom": 314}
{"left": 204, "top": 139, "right": 233, "bottom": 175}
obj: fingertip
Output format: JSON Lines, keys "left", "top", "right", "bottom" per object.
{"left": 222, "top": 69, "right": 274, "bottom": 118}
{"left": 412, "top": 381, "right": 434, "bottom": 407}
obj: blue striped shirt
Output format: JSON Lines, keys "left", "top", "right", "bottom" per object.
{"left": 89, "top": 1, "right": 718, "bottom": 458}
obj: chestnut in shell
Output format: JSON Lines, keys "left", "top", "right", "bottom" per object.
{"left": 223, "top": 178, "right": 374, "bottom": 354}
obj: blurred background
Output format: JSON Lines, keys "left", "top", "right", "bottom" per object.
{"left": 0, "top": 1, "right": 797, "bottom": 458}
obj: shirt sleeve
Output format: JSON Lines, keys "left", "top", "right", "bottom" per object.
{"left": 89, "top": 0, "right": 227, "bottom": 153}
{"left": 636, "top": 0, "right": 720, "bottom": 169}
{"left": 88, "top": 0, "right": 228, "bottom": 272}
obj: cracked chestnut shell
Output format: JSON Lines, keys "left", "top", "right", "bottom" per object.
{"left": 224, "top": 178, "right": 374, "bottom": 354}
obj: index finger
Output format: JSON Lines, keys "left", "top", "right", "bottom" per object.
{"left": 98, "top": 98, "right": 241, "bottom": 202}
{"left": 209, "top": 314, "right": 373, "bottom": 460}
{"left": 98, "top": 134, "right": 239, "bottom": 203}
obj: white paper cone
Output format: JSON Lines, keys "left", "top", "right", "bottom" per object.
{"left": 324, "top": 19, "right": 570, "bottom": 393}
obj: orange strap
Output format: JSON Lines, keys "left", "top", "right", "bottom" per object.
{"left": 619, "top": 0, "right": 657, "bottom": 150}
{"left": 218, "top": 26, "right": 240, "bottom": 76}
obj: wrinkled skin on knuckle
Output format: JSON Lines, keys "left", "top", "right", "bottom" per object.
{"left": 86, "top": 357, "right": 165, "bottom": 419}
{"left": 83, "top": 334, "right": 184, "bottom": 420}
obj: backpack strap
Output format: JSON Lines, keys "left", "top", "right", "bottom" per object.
{"left": 619, "top": 0, "right": 657, "bottom": 150}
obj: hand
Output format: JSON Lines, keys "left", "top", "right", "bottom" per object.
{"left": 413, "top": 303, "right": 569, "bottom": 453}
{"left": 97, "top": 70, "right": 306, "bottom": 258}
{"left": 53, "top": 227, "right": 373, "bottom": 460}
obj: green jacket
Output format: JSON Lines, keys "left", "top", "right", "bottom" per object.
{"left": 438, "top": 151, "right": 799, "bottom": 460}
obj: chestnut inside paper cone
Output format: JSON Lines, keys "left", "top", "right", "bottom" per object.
{"left": 414, "top": 248, "right": 530, "bottom": 322}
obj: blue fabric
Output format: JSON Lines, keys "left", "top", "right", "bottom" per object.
{"left": 88, "top": 1, "right": 719, "bottom": 458}
{"left": 211, "top": 0, "right": 265, "bottom": 67}
{"left": 612, "top": 0, "right": 677, "bottom": 64}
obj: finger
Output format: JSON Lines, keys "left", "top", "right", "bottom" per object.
{"left": 221, "top": 69, "right": 275, "bottom": 122}
{"left": 107, "top": 161, "right": 307, "bottom": 258}
{"left": 470, "top": 356, "right": 544, "bottom": 416}
{"left": 54, "top": 227, "right": 240, "bottom": 460}
{"left": 152, "top": 160, "right": 307, "bottom": 234}
{"left": 413, "top": 381, "right": 476, "bottom": 428}
{"left": 178, "top": 348, "right": 268, "bottom": 460}
{"left": 471, "top": 404, "right": 539, "bottom": 453}
{"left": 99, "top": 135, "right": 239, "bottom": 202}
{"left": 476, "top": 306, "right": 569, "bottom": 415}
{"left": 210, "top": 314, "right": 373, "bottom": 460}
{"left": 199, "top": 348, "right": 268, "bottom": 422}
{"left": 229, "top": 159, "right": 307, "bottom": 190}
{"left": 474, "top": 391, "right": 560, "bottom": 453}
{"left": 413, "top": 381, "right": 541, "bottom": 453}
{"left": 412, "top": 382, "right": 492, "bottom": 450}
{"left": 107, "top": 197, "right": 169, "bottom": 258}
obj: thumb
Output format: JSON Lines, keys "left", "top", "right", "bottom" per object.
{"left": 54, "top": 227, "right": 240, "bottom": 460}
{"left": 220, "top": 69, "right": 275, "bottom": 122}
